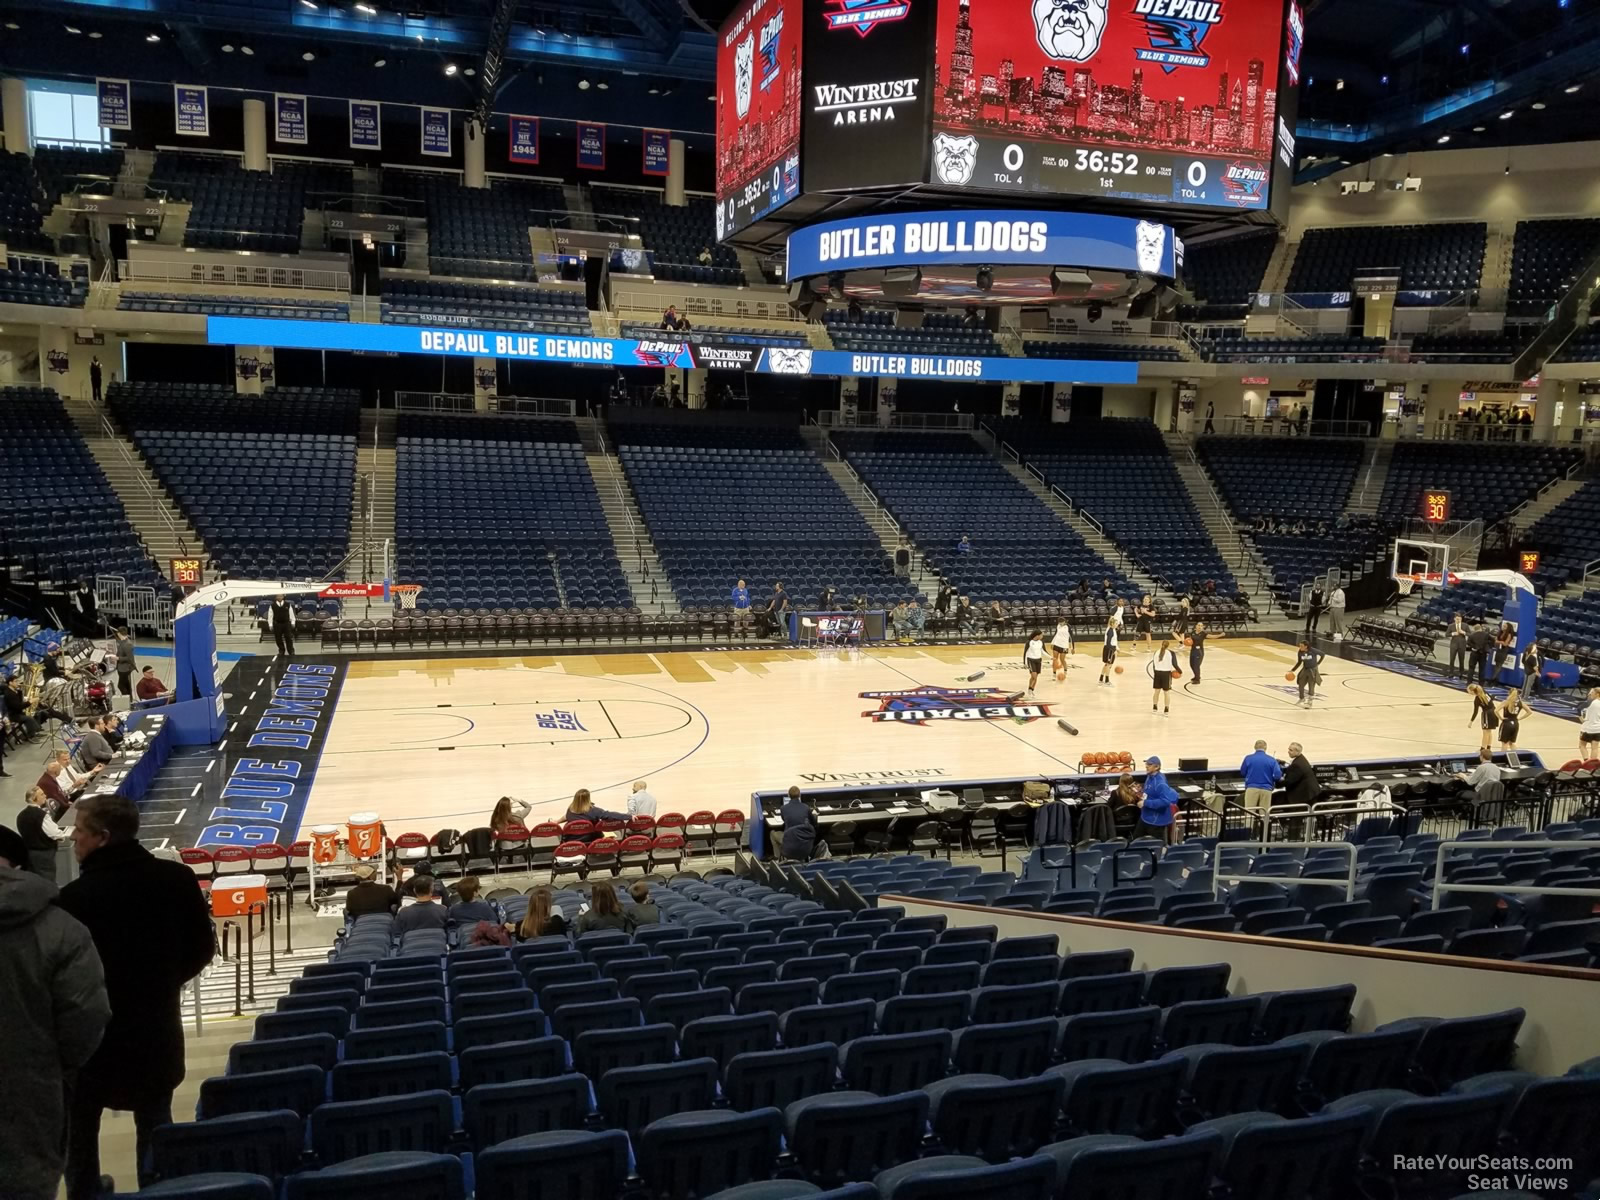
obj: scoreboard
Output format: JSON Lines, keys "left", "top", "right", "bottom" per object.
{"left": 926, "top": 0, "right": 1303, "bottom": 213}
{"left": 1422, "top": 490, "right": 1451, "bottom": 525}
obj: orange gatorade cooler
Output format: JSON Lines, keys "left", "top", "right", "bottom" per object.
{"left": 309, "top": 825, "right": 340, "bottom": 864}
{"left": 212, "top": 873, "right": 268, "bottom": 917}
{"left": 347, "top": 812, "right": 383, "bottom": 860}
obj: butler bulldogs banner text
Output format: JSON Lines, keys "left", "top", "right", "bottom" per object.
{"left": 786, "top": 209, "right": 1178, "bottom": 281}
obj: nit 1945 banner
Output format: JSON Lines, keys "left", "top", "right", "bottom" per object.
{"left": 508, "top": 115, "right": 540, "bottom": 164}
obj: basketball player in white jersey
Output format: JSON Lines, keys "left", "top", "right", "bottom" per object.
{"left": 1050, "top": 616, "right": 1074, "bottom": 682}
{"left": 1150, "top": 637, "right": 1181, "bottom": 714}
{"left": 1024, "top": 632, "right": 1046, "bottom": 698}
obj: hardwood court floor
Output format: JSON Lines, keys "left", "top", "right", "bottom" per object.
{"left": 301, "top": 639, "right": 1579, "bottom": 832}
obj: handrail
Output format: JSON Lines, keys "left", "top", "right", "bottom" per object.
{"left": 1025, "top": 462, "right": 1047, "bottom": 485}
{"left": 1430, "top": 839, "right": 1600, "bottom": 910}
{"left": 97, "top": 412, "right": 190, "bottom": 558}
{"left": 1210, "top": 840, "right": 1359, "bottom": 903}
{"left": 592, "top": 425, "right": 652, "bottom": 601}
{"left": 1001, "top": 441, "right": 1020, "bottom": 464}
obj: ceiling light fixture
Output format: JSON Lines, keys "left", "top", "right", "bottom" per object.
{"left": 145, "top": 32, "right": 160, "bottom": 41}
{"left": 597, "top": 80, "right": 608, "bottom": 90}
{"left": 1565, "top": 84, "right": 1582, "bottom": 94}
{"left": 1499, "top": 109, "right": 1514, "bottom": 119}
{"left": 373, "top": 56, "right": 387, "bottom": 66}
{"left": 3, "top": 21, "right": 18, "bottom": 29}
{"left": 578, "top": 78, "right": 590, "bottom": 89}
{"left": 1531, "top": 101, "right": 1546, "bottom": 110}
{"left": 65, "top": 24, "right": 82, "bottom": 34}
{"left": 1437, "top": 134, "right": 1451, "bottom": 143}
{"left": 240, "top": 44, "right": 254, "bottom": 54}
{"left": 648, "top": 86, "right": 660, "bottom": 95}
{"left": 1472, "top": 124, "right": 1485, "bottom": 132}
{"left": 355, "top": 2, "right": 376, "bottom": 11}
{"left": 88, "top": 30, "right": 102, "bottom": 38}
{"left": 444, "top": 62, "right": 458, "bottom": 75}
{"left": 299, "top": 0, "right": 318, "bottom": 8}
{"left": 463, "top": 67, "right": 475, "bottom": 75}
{"left": 1335, "top": 78, "right": 1344, "bottom": 90}
{"left": 302, "top": 50, "right": 315, "bottom": 60}
{"left": 221, "top": 42, "right": 235, "bottom": 51}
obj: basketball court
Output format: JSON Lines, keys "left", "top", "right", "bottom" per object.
{"left": 277, "top": 635, "right": 1577, "bottom": 836}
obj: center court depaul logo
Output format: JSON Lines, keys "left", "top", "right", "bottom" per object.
{"left": 861, "top": 686, "right": 1052, "bottom": 725}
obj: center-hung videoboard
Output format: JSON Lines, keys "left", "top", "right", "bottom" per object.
{"left": 715, "top": 0, "right": 1305, "bottom": 239}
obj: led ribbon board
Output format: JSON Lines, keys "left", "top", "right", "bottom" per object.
{"left": 786, "top": 209, "right": 1178, "bottom": 280}
{"left": 205, "top": 316, "right": 1139, "bottom": 384}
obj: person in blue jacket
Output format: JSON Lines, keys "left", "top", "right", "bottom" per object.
{"left": 1138, "top": 756, "right": 1181, "bottom": 843}
{"left": 730, "top": 578, "right": 751, "bottom": 637}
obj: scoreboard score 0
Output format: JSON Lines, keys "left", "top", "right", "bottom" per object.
{"left": 1422, "top": 490, "right": 1451, "bottom": 526}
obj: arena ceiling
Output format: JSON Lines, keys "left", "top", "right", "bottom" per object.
{"left": 1, "top": 0, "right": 1597, "bottom": 181}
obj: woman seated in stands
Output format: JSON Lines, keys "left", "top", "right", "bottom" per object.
{"left": 490, "top": 796, "right": 531, "bottom": 835}
{"left": 563, "top": 788, "right": 628, "bottom": 834}
{"left": 511, "top": 886, "right": 566, "bottom": 941}
{"left": 448, "top": 876, "right": 499, "bottom": 927}
{"left": 988, "top": 599, "right": 1009, "bottom": 631}
{"left": 955, "top": 596, "right": 978, "bottom": 633}
{"left": 575, "top": 881, "right": 628, "bottom": 936}
{"left": 1292, "top": 518, "right": 1307, "bottom": 535}
{"left": 1251, "top": 515, "right": 1266, "bottom": 534}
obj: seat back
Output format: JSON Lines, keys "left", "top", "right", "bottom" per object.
{"left": 723, "top": 1043, "right": 839, "bottom": 1112}
{"left": 473, "top": 1128, "right": 631, "bottom": 1200}
{"left": 840, "top": 1030, "right": 953, "bottom": 1093}
{"left": 462, "top": 1075, "right": 593, "bottom": 1150}
{"left": 570, "top": 1023, "right": 677, "bottom": 1078}
{"left": 309, "top": 1090, "right": 455, "bottom": 1164}
{"left": 928, "top": 1075, "right": 1065, "bottom": 1161}
{"left": 1060, "top": 1058, "right": 1184, "bottom": 1138}
{"left": 595, "top": 1057, "right": 719, "bottom": 1138}
{"left": 1052, "top": 1128, "right": 1221, "bottom": 1200}
{"left": 1182, "top": 1042, "right": 1308, "bottom": 1122}
{"left": 952, "top": 1018, "right": 1057, "bottom": 1079}
{"left": 1302, "top": 1027, "right": 1423, "bottom": 1102}
{"left": 636, "top": 1107, "right": 784, "bottom": 1199}
{"left": 149, "top": 1110, "right": 304, "bottom": 1183}
{"left": 1161, "top": 996, "right": 1259, "bottom": 1050}
{"left": 1057, "top": 1006, "right": 1160, "bottom": 1063}
{"left": 680, "top": 1012, "right": 780, "bottom": 1068}
{"left": 1214, "top": 1109, "right": 1368, "bottom": 1200}
{"left": 787, "top": 1090, "right": 932, "bottom": 1187}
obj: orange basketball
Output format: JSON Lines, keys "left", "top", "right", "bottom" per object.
{"left": 1285, "top": 672, "right": 1296, "bottom": 682}
{"left": 1172, "top": 669, "right": 1183, "bottom": 679}
{"left": 1184, "top": 637, "right": 1194, "bottom": 647}
{"left": 1114, "top": 666, "right": 1124, "bottom": 674}
{"left": 1084, "top": 751, "right": 1101, "bottom": 766}
{"left": 1119, "top": 751, "right": 1133, "bottom": 765}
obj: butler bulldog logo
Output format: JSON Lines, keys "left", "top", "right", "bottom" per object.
{"left": 1135, "top": 221, "right": 1166, "bottom": 275}
{"left": 1034, "top": 0, "right": 1108, "bottom": 62}
{"left": 861, "top": 685, "right": 1052, "bottom": 725}
{"left": 765, "top": 347, "right": 814, "bottom": 375}
{"left": 932, "top": 133, "right": 979, "bottom": 186}
{"left": 734, "top": 34, "right": 755, "bottom": 120}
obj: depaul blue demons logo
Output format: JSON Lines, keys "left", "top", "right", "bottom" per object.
{"left": 861, "top": 685, "right": 1052, "bottom": 725}
{"left": 758, "top": 7, "right": 784, "bottom": 92}
{"left": 824, "top": 0, "right": 911, "bottom": 36}
{"left": 633, "top": 340, "right": 692, "bottom": 368}
{"left": 1133, "top": 0, "right": 1223, "bottom": 73}
{"left": 1222, "top": 160, "right": 1268, "bottom": 205}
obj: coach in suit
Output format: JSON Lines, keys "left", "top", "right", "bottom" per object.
{"left": 780, "top": 786, "right": 819, "bottom": 861}
{"left": 78, "top": 716, "right": 116, "bottom": 769}
{"left": 1466, "top": 620, "right": 1494, "bottom": 682}
{"left": 1280, "top": 742, "right": 1318, "bottom": 808}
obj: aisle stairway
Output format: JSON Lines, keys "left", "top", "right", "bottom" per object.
{"left": 819, "top": 455, "right": 939, "bottom": 597}
{"left": 583, "top": 448, "right": 678, "bottom": 615}
{"left": 63, "top": 392, "right": 206, "bottom": 580}
{"left": 1345, "top": 440, "right": 1395, "bottom": 517}
{"left": 1164, "top": 433, "right": 1279, "bottom": 615}
{"left": 346, "top": 409, "right": 396, "bottom": 608}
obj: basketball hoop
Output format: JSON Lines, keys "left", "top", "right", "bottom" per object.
{"left": 392, "top": 585, "right": 422, "bottom": 611}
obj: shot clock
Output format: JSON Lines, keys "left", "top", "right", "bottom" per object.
{"left": 1422, "top": 490, "right": 1451, "bottom": 526}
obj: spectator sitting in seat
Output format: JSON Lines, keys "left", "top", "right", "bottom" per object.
{"left": 448, "top": 876, "right": 499, "bottom": 927}
{"left": 54, "top": 750, "right": 95, "bottom": 798}
{"left": 1111, "top": 772, "right": 1143, "bottom": 838}
{"left": 891, "top": 600, "right": 911, "bottom": 641}
{"left": 988, "top": 599, "right": 1009, "bottom": 632}
{"left": 344, "top": 863, "right": 399, "bottom": 917}
{"left": 780, "top": 786, "right": 820, "bottom": 861}
{"left": 697, "top": 244, "right": 713, "bottom": 266}
{"left": 511, "top": 886, "right": 566, "bottom": 941}
{"left": 393, "top": 874, "right": 448, "bottom": 935}
{"left": 102, "top": 713, "right": 125, "bottom": 752}
{"left": 1456, "top": 748, "right": 1503, "bottom": 793}
{"left": 624, "top": 881, "right": 660, "bottom": 930}
{"left": 906, "top": 598, "right": 926, "bottom": 638}
{"left": 955, "top": 596, "right": 978, "bottom": 633}
{"left": 490, "top": 796, "right": 531, "bottom": 835}
{"left": 956, "top": 534, "right": 972, "bottom": 554}
{"left": 627, "top": 780, "right": 657, "bottom": 819}
{"left": 41, "top": 644, "right": 71, "bottom": 681}
{"left": 78, "top": 716, "right": 116, "bottom": 770}
{"left": 660, "top": 304, "right": 683, "bottom": 331}
{"left": 134, "top": 666, "right": 167, "bottom": 704}
{"left": 564, "top": 788, "right": 627, "bottom": 830}
{"left": 575, "top": 881, "right": 628, "bottom": 936}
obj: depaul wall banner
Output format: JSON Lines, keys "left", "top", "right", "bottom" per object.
{"left": 420, "top": 107, "right": 452, "bottom": 157}
{"left": 350, "top": 100, "right": 382, "bottom": 150}
{"left": 642, "top": 129, "right": 672, "bottom": 177}
{"left": 204, "top": 316, "right": 1137, "bottom": 385}
{"left": 96, "top": 79, "right": 132, "bottom": 131}
{"left": 508, "top": 115, "right": 540, "bottom": 164}
{"left": 577, "top": 121, "right": 607, "bottom": 170}
{"left": 274, "top": 94, "right": 308, "bottom": 145}
{"left": 174, "top": 84, "right": 209, "bottom": 137}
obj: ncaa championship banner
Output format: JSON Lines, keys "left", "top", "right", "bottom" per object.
{"left": 204, "top": 316, "right": 1138, "bottom": 384}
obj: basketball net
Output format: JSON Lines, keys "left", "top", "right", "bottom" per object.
{"left": 393, "top": 585, "right": 421, "bottom": 611}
